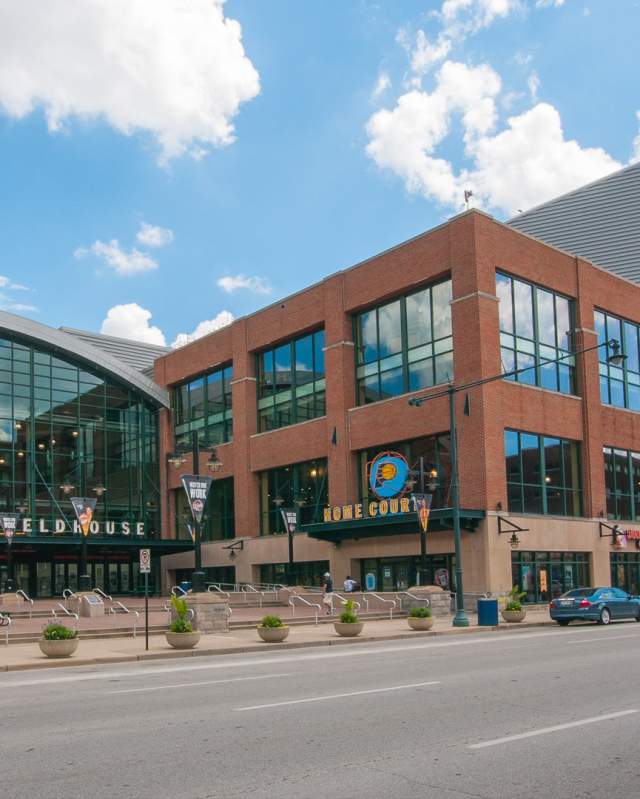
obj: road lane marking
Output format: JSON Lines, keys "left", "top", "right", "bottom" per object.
{"left": 107, "top": 672, "right": 293, "bottom": 695}
{"left": 236, "top": 681, "right": 441, "bottom": 711}
{"left": 469, "top": 709, "right": 639, "bottom": 749}
{"left": 568, "top": 634, "right": 639, "bottom": 644}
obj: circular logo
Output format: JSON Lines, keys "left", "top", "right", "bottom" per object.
{"left": 368, "top": 451, "right": 409, "bottom": 499}
{"left": 192, "top": 499, "right": 204, "bottom": 514}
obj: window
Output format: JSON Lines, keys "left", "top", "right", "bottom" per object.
{"left": 603, "top": 446, "right": 640, "bottom": 521}
{"left": 174, "top": 566, "right": 236, "bottom": 587}
{"left": 595, "top": 310, "right": 640, "bottom": 411}
{"left": 496, "top": 272, "right": 575, "bottom": 394}
{"left": 257, "top": 330, "right": 326, "bottom": 431}
{"left": 355, "top": 279, "right": 453, "bottom": 405}
{"left": 259, "top": 459, "right": 328, "bottom": 534}
{"left": 611, "top": 553, "right": 640, "bottom": 595}
{"left": 512, "top": 551, "right": 590, "bottom": 603}
{"left": 174, "top": 478, "right": 235, "bottom": 541}
{"left": 505, "top": 430, "right": 582, "bottom": 516}
{"left": 172, "top": 364, "right": 233, "bottom": 449}
{"left": 259, "top": 561, "right": 330, "bottom": 587}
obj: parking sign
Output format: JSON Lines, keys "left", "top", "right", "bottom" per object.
{"left": 139, "top": 548, "right": 151, "bottom": 574}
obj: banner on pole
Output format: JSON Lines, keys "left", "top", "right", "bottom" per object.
{"left": 70, "top": 497, "right": 97, "bottom": 537}
{"left": 181, "top": 475, "right": 213, "bottom": 524}
{"left": 0, "top": 513, "right": 20, "bottom": 542}
{"left": 280, "top": 508, "right": 298, "bottom": 535}
{"left": 412, "top": 493, "right": 433, "bottom": 534}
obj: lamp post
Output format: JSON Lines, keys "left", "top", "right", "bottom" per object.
{"left": 60, "top": 476, "right": 106, "bottom": 593}
{"left": 409, "top": 337, "right": 625, "bottom": 628}
{"left": 406, "top": 458, "right": 439, "bottom": 585}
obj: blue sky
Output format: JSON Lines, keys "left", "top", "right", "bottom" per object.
{"left": 0, "top": 0, "right": 638, "bottom": 348}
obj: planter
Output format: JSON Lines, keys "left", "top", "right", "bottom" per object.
{"left": 334, "top": 621, "right": 364, "bottom": 637}
{"left": 166, "top": 631, "right": 201, "bottom": 649}
{"left": 501, "top": 609, "right": 526, "bottom": 623}
{"left": 257, "top": 625, "right": 290, "bottom": 643}
{"left": 407, "top": 616, "right": 434, "bottom": 631}
{"left": 38, "top": 638, "right": 79, "bottom": 658}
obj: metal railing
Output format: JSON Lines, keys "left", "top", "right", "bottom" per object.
{"left": 171, "top": 585, "right": 188, "bottom": 597}
{"left": 361, "top": 592, "right": 396, "bottom": 620}
{"left": 62, "top": 588, "right": 77, "bottom": 601}
{"left": 329, "top": 592, "right": 360, "bottom": 613}
{"left": 394, "top": 592, "right": 430, "bottom": 612}
{"left": 93, "top": 588, "right": 113, "bottom": 602}
{"left": 288, "top": 595, "right": 321, "bottom": 626}
{"left": 207, "top": 584, "right": 231, "bottom": 599}
{"left": 52, "top": 603, "right": 79, "bottom": 623}
{"left": 16, "top": 589, "right": 34, "bottom": 618}
{"left": 241, "top": 584, "right": 264, "bottom": 607}
{"left": 0, "top": 612, "right": 11, "bottom": 645}
{"left": 109, "top": 601, "right": 140, "bottom": 637}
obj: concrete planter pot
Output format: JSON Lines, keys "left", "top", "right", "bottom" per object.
{"left": 257, "top": 625, "right": 290, "bottom": 643}
{"left": 334, "top": 621, "right": 364, "bottom": 637}
{"left": 407, "top": 616, "right": 434, "bottom": 631}
{"left": 166, "top": 631, "right": 201, "bottom": 649}
{"left": 501, "top": 609, "right": 526, "bottom": 623}
{"left": 38, "top": 638, "right": 79, "bottom": 658}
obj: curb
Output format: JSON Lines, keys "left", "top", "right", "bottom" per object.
{"left": 0, "top": 619, "right": 556, "bottom": 673}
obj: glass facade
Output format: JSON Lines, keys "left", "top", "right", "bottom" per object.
{"left": 603, "top": 446, "right": 640, "bottom": 520}
{"left": 361, "top": 555, "right": 454, "bottom": 592}
{"left": 355, "top": 279, "right": 453, "bottom": 405}
{"left": 259, "top": 560, "right": 329, "bottom": 587}
{"left": 504, "top": 430, "right": 582, "bottom": 516}
{"left": 174, "top": 566, "right": 236, "bottom": 587}
{"left": 496, "top": 272, "right": 575, "bottom": 394}
{"left": 259, "top": 458, "right": 328, "bottom": 534}
{"left": 511, "top": 551, "right": 590, "bottom": 603}
{"left": 595, "top": 310, "right": 640, "bottom": 410}
{"left": 257, "top": 330, "right": 326, "bottom": 432}
{"left": 174, "top": 478, "right": 235, "bottom": 541}
{"left": 610, "top": 553, "right": 640, "bottom": 595}
{"left": 172, "top": 364, "right": 233, "bottom": 449}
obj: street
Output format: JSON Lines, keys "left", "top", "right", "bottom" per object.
{"left": 2, "top": 623, "right": 639, "bottom": 798}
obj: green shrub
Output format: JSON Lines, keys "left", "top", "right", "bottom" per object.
{"left": 42, "top": 623, "right": 76, "bottom": 641}
{"left": 260, "top": 614, "right": 284, "bottom": 628}
{"left": 505, "top": 585, "right": 526, "bottom": 612}
{"left": 169, "top": 594, "right": 194, "bottom": 634}
{"left": 339, "top": 598, "right": 359, "bottom": 624}
{"left": 408, "top": 606, "right": 432, "bottom": 618}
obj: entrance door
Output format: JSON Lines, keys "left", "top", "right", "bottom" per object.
{"left": 36, "top": 562, "right": 52, "bottom": 597}
{"left": 15, "top": 563, "right": 30, "bottom": 594}
{"left": 54, "top": 562, "right": 78, "bottom": 596}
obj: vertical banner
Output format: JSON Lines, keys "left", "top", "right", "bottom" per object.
{"left": 181, "top": 475, "right": 213, "bottom": 523}
{"left": 280, "top": 508, "right": 298, "bottom": 535}
{"left": 186, "top": 524, "right": 195, "bottom": 543}
{"left": 70, "top": 497, "right": 97, "bottom": 537}
{"left": 412, "top": 493, "right": 433, "bottom": 534}
{"left": 0, "top": 512, "right": 20, "bottom": 542}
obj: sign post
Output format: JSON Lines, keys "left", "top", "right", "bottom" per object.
{"left": 180, "top": 474, "right": 213, "bottom": 593}
{"left": 139, "top": 548, "right": 151, "bottom": 651}
{"left": 70, "top": 497, "right": 98, "bottom": 592}
{"left": 279, "top": 508, "right": 298, "bottom": 585}
{"left": 0, "top": 513, "right": 20, "bottom": 592}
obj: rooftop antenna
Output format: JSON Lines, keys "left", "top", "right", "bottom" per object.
{"left": 464, "top": 189, "right": 473, "bottom": 210}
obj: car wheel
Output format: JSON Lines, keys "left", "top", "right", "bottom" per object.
{"left": 557, "top": 620, "right": 570, "bottom": 626}
{"left": 598, "top": 607, "right": 611, "bottom": 625}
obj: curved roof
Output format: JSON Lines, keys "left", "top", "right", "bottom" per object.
{"left": 0, "top": 310, "right": 169, "bottom": 408}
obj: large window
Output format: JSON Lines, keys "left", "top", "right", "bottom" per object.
{"left": 504, "top": 430, "right": 582, "bottom": 516}
{"left": 512, "top": 551, "right": 590, "bottom": 603}
{"left": 172, "top": 364, "right": 233, "bottom": 449}
{"left": 595, "top": 310, "right": 640, "bottom": 411}
{"left": 259, "top": 458, "right": 328, "bottom": 534}
{"left": 174, "top": 478, "right": 235, "bottom": 541}
{"left": 257, "top": 330, "right": 326, "bottom": 432}
{"left": 259, "top": 560, "right": 329, "bottom": 587}
{"left": 496, "top": 272, "right": 574, "bottom": 394}
{"left": 603, "top": 446, "right": 640, "bottom": 520}
{"left": 355, "top": 279, "right": 453, "bottom": 405}
{"left": 611, "top": 553, "right": 640, "bottom": 595}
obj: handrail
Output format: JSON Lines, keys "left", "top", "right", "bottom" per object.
{"left": 395, "top": 592, "right": 430, "bottom": 610}
{"left": 62, "top": 588, "right": 77, "bottom": 601}
{"left": 109, "top": 601, "right": 140, "bottom": 637}
{"left": 16, "top": 589, "right": 34, "bottom": 618}
{"left": 241, "top": 584, "right": 264, "bottom": 607}
{"left": 366, "top": 592, "right": 396, "bottom": 620}
{"left": 171, "top": 585, "right": 187, "bottom": 597}
{"left": 52, "top": 603, "right": 79, "bottom": 622}
{"left": 0, "top": 612, "right": 11, "bottom": 645}
{"left": 207, "top": 584, "right": 231, "bottom": 599}
{"left": 93, "top": 587, "right": 113, "bottom": 602}
{"left": 288, "top": 595, "right": 321, "bottom": 626}
{"left": 330, "top": 592, "right": 360, "bottom": 612}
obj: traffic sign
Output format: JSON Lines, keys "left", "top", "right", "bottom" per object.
{"left": 139, "top": 548, "right": 151, "bottom": 574}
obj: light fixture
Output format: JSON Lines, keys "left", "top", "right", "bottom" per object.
{"left": 71, "top": 430, "right": 79, "bottom": 438}
{"left": 17, "top": 451, "right": 24, "bottom": 458}
{"left": 309, "top": 468, "right": 317, "bottom": 478}
{"left": 273, "top": 495, "right": 285, "bottom": 507}
{"left": 509, "top": 532, "right": 520, "bottom": 550}
{"left": 167, "top": 452, "right": 187, "bottom": 469}
{"left": 544, "top": 475, "right": 552, "bottom": 484}
{"left": 60, "top": 483, "right": 75, "bottom": 495}
{"left": 37, "top": 442, "right": 45, "bottom": 450}
{"left": 206, "top": 449, "right": 222, "bottom": 472}
{"left": 92, "top": 485, "right": 107, "bottom": 497}
{"left": 294, "top": 496, "right": 306, "bottom": 508}
{"left": 606, "top": 339, "right": 626, "bottom": 367}
{"left": 14, "top": 422, "right": 22, "bottom": 430}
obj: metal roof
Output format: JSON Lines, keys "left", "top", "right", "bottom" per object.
{"left": 0, "top": 311, "right": 169, "bottom": 408}
{"left": 509, "top": 161, "right": 640, "bottom": 283}
{"left": 60, "top": 327, "right": 170, "bottom": 372}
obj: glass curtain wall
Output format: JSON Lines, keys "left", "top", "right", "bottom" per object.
{"left": 603, "top": 446, "right": 640, "bottom": 520}
{"left": 355, "top": 279, "right": 453, "bottom": 405}
{"left": 504, "top": 430, "right": 582, "bottom": 516}
{"left": 259, "top": 560, "right": 329, "bottom": 587}
{"left": 496, "top": 272, "right": 575, "bottom": 394}
{"left": 595, "top": 310, "right": 640, "bottom": 410}
{"left": 610, "top": 553, "right": 640, "bottom": 595}
{"left": 257, "top": 330, "right": 326, "bottom": 432}
{"left": 174, "top": 478, "right": 235, "bottom": 541}
{"left": 172, "top": 364, "right": 233, "bottom": 449}
{"left": 259, "top": 459, "right": 328, "bottom": 534}
{"left": 511, "top": 551, "right": 590, "bottom": 603}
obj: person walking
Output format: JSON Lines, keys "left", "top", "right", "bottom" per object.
{"left": 343, "top": 575, "right": 355, "bottom": 592}
{"left": 322, "top": 571, "right": 334, "bottom": 615}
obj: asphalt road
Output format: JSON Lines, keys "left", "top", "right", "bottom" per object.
{"left": 2, "top": 622, "right": 640, "bottom": 799}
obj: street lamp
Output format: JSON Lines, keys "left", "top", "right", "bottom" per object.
{"left": 59, "top": 475, "right": 106, "bottom": 592}
{"left": 408, "top": 337, "right": 625, "bottom": 628}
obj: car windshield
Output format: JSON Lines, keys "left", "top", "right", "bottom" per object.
{"left": 562, "top": 588, "right": 595, "bottom": 598}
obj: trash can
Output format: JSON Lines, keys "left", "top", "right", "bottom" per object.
{"left": 179, "top": 581, "right": 191, "bottom": 594}
{"left": 477, "top": 597, "right": 499, "bottom": 626}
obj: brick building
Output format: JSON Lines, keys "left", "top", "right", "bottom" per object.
{"left": 155, "top": 208, "right": 640, "bottom": 603}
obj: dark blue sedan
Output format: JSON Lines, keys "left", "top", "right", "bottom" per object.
{"left": 549, "top": 587, "right": 640, "bottom": 625}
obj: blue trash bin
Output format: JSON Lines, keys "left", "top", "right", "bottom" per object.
{"left": 477, "top": 598, "right": 499, "bottom": 626}
{"left": 179, "top": 581, "right": 192, "bottom": 593}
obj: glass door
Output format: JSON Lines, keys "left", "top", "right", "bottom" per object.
{"left": 36, "top": 562, "right": 52, "bottom": 597}
{"left": 119, "top": 563, "right": 131, "bottom": 593}
{"left": 94, "top": 563, "right": 105, "bottom": 592}
{"left": 15, "top": 563, "right": 30, "bottom": 594}
{"left": 108, "top": 563, "right": 119, "bottom": 594}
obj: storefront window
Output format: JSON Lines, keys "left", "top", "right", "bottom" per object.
{"left": 511, "top": 551, "right": 590, "bottom": 603}
{"left": 596, "top": 310, "right": 640, "bottom": 410}
{"left": 603, "top": 446, "right": 640, "bottom": 520}
{"left": 259, "top": 459, "right": 328, "bottom": 534}
{"left": 610, "top": 553, "right": 640, "bottom": 595}
{"left": 496, "top": 272, "right": 575, "bottom": 394}
{"left": 361, "top": 555, "right": 454, "bottom": 592}
{"left": 172, "top": 364, "right": 233, "bottom": 449}
{"left": 174, "top": 478, "right": 235, "bottom": 541}
{"left": 174, "top": 566, "right": 236, "bottom": 587}
{"left": 355, "top": 279, "right": 453, "bottom": 405}
{"left": 259, "top": 560, "right": 329, "bottom": 587}
{"left": 505, "top": 430, "right": 582, "bottom": 516}
{"left": 257, "top": 330, "right": 326, "bottom": 431}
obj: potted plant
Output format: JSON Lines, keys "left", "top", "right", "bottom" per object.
{"left": 501, "top": 586, "right": 527, "bottom": 623}
{"left": 166, "top": 595, "right": 201, "bottom": 649}
{"left": 257, "top": 614, "right": 290, "bottom": 643}
{"left": 334, "top": 599, "right": 364, "bottom": 637}
{"left": 38, "top": 623, "right": 79, "bottom": 658}
{"left": 407, "top": 606, "right": 433, "bottom": 631}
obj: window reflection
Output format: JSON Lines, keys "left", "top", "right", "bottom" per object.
{"left": 172, "top": 364, "right": 233, "bottom": 448}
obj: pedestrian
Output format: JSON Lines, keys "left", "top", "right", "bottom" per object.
{"left": 343, "top": 575, "right": 355, "bottom": 592}
{"left": 322, "top": 571, "right": 333, "bottom": 615}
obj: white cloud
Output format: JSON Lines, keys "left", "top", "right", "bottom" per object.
{"left": 75, "top": 239, "right": 158, "bottom": 276}
{"left": 403, "top": 30, "right": 452, "bottom": 76}
{"left": 217, "top": 274, "right": 272, "bottom": 294}
{"left": 136, "top": 222, "right": 174, "bottom": 248}
{"left": 0, "top": 0, "right": 260, "bottom": 163}
{"left": 0, "top": 276, "right": 32, "bottom": 291}
{"left": 441, "top": 0, "right": 521, "bottom": 36}
{"left": 371, "top": 72, "right": 391, "bottom": 103}
{"left": 100, "top": 303, "right": 166, "bottom": 346}
{"left": 631, "top": 111, "right": 640, "bottom": 164}
{"left": 527, "top": 72, "right": 540, "bottom": 100}
{"left": 536, "top": 0, "right": 565, "bottom": 7}
{"left": 171, "top": 310, "right": 234, "bottom": 348}
{"left": 0, "top": 296, "right": 37, "bottom": 314}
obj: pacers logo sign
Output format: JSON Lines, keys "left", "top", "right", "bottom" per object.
{"left": 368, "top": 452, "right": 409, "bottom": 499}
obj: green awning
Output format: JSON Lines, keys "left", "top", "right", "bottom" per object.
{"left": 0, "top": 536, "right": 194, "bottom": 554}
{"left": 301, "top": 507, "right": 485, "bottom": 543}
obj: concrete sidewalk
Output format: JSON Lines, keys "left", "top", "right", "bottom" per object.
{"left": 0, "top": 609, "right": 559, "bottom": 672}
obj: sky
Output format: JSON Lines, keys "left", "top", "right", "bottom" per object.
{"left": 0, "top": 0, "right": 638, "bottom": 349}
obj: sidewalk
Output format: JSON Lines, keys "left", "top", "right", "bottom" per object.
{"left": 0, "top": 609, "right": 556, "bottom": 672}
